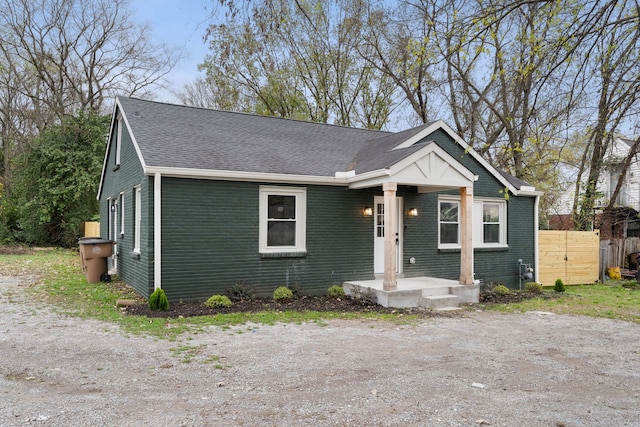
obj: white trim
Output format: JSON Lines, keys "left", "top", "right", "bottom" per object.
{"left": 119, "top": 192, "right": 125, "bottom": 236}
{"left": 115, "top": 117, "right": 122, "bottom": 166}
{"left": 154, "top": 174, "right": 162, "bottom": 290}
{"left": 145, "top": 166, "right": 348, "bottom": 186}
{"left": 133, "top": 185, "right": 141, "bottom": 253}
{"left": 259, "top": 186, "right": 307, "bottom": 254}
{"left": 534, "top": 194, "right": 540, "bottom": 283}
{"left": 438, "top": 195, "right": 509, "bottom": 249}
{"left": 438, "top": 197, "right": 461, "bottom": 249}
{"left": 392, "top": 120, "right": 535, "bottom": 196}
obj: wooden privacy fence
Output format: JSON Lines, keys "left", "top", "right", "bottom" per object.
{"left": 599, "top": 237, "right": 640, "bottom": 277}
{"left": 538, "top": 230, "right": 599, "bottom": 285}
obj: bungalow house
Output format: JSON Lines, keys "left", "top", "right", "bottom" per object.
{"left": 98, "top": 97, "right": 541, "bottom": 308}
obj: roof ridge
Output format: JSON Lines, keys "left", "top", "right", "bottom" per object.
{"left": 117, "top": 95, "right": 391, "bottom": 135}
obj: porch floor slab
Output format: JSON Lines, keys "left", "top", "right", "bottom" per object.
{"left": 343, "top": 277, "right": 479, "bottom": 309}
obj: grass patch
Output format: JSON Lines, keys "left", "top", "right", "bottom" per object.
{"left": 483, "top": 282, "right": 640, "bottom": 323}
{"left": 1, "top": 249, "right": 418, "bottom": 340}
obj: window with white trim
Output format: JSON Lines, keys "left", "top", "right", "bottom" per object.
{"left": 259, "top": 186, "right": 306, "bottom": 254}
{"left": 474, "top": 199, "right": 507, "bottom": 246}
{"left": 115, "top": 117, "right": 122, "bottom": 166}
{"left": 438, "top": 196, "right": 507, "bottom": 248}
{"left": 438, "top": 199, "right": 460, "bottom": 247}
{"left": 119, "top": 192, "right": 125, "bottom": 236}
{"left": 133, "top": 185, "right": 141, "bottom": 253}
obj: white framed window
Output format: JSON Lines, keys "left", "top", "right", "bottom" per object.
{"left": 474, "top": 199, "right": 507, "bottom": 247}
{"left": 115, "top": 117, "right": 122, "bottom": 166}
{"left": 259, "top": 186, "right": 307, "bottom": 254}
{"left": 438, "top": 196, "right": 508, "bottom": 248}
{"left": 119, "top": 192, "right": 125, "bottom": 236}
{"left": 133, "top": 185, "right": 141, "bottom": 253}
{"left": 438, "top": 198, "right": 460, "bottom": 248}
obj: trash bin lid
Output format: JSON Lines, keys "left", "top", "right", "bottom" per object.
{"left": 78, "top": 238, "right": 114, "bottom": 245}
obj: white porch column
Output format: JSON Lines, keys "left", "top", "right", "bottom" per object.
{"left": 459, "top": 186, "right": 474, "bottom": 285}
{"left": 383, "top": 182, "right": 398, "bottom": 291}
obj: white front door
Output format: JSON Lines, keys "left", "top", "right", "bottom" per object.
{"left": 373, "top": 196, "right": 403, "bottom": 275}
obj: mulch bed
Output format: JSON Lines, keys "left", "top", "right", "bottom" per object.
{"left": 122, "top": 295, "right": 455, "bottom": 319}
{"left": 122, "top": 289, "right": 566, "bottom": 319}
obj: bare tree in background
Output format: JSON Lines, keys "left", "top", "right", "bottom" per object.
{"left": 0, "top": 0, "right": 179, "bottom": 194}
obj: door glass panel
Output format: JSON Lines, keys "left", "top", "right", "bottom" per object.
{"left": 376, "top": 203, "right": 384, "bottom": 237}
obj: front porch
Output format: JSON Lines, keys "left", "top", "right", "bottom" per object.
{"left": 343, "top": 277, "right": 479, "bottom": 310}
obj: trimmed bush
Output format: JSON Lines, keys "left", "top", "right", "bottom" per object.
{"left": 524, "top": 282, "right": 544, "bottom": 294}
{"left": 494, "top": 284, "right": 511, "bottom": 296}
{"left": 205, "top": 294, "right": 233, "bottom": 308}
{"left": 554, "top": 278, "right": 566, "bottom": 293}
{"left": 273, "top": 286, "right": 294, "bottom": 301}
{"left": 149, "top": 288, "right": 169, "bottom": 311}
{"left": 227, "top": 282, "right": 254, "bottom": 302}
{"left": 327, "top": 285, "right": 346, "bottom": 299}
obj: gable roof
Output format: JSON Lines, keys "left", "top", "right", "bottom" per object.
{"left": 100, "top": 96, "right": 538, "bottom": 197}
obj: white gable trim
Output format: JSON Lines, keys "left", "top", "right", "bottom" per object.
{"left": 97, "top": 97, "right": 148, "bottom": 199}
{"left": 348, "top": 142, "right": 476, "bottom": 190}
{"left": 392, "top": 120, "right": 532, "bottom": 196}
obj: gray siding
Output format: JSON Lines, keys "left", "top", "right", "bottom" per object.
{"left": 160, "top": 178, "right": 378, "bottom": 301}
{"left": 99, "top": 118, "right": 153, "bottom": 297}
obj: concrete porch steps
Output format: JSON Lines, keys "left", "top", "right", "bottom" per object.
{"left": 343, "top": 277, "right": 479, "bottom": 309}
{"left": 419, "top": 294, "right": 460, "bottom": 310}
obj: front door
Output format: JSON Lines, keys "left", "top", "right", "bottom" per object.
{"left": 373, "top": 196, "right": 403, "bottom": 275}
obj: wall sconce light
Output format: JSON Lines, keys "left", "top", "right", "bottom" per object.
{"left": 363, "top": 206, "right": 373, "bottom": 217}
{"left": 408, "top": 208, "right": 418, "bottom": 217}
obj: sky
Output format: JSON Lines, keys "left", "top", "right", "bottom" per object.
{"left": 128, "top": 0, "right": 216, "bottom": 101}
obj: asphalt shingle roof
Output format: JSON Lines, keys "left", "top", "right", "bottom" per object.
{"left": 118, "top": 96, "right": 392, "bottom": 176}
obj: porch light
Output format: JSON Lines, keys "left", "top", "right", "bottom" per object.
{"left": 408, "top": 208, "right": 418, "bottom": 217}
{"left": 363, "top": 206, "right": 373, "bottom": 217}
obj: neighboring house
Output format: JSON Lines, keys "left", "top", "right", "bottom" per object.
{"left": 552, "top": 136, "right": 640, "bottom": 238}
{"left": 98, "top": 97, "right": 541, "bottom": 303}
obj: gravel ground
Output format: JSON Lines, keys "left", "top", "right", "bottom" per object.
{"left": 1, "top": 275, "right": 640, "bottom": 427}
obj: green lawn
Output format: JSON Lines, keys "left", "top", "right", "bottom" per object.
{"left": 483, "top": 282, "right": 640, "bottom": 323}
{"left": 2, "top": 249, "right": 639, "bottom": 342}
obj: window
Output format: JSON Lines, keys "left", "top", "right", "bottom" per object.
{"left": 438, "top": 196, "right": 507, "bottom": 248}
{"left": 439, "top": 200, "right": 460, "bottom": 246}
{"left": 115, "top": 117, "right": 122, "bottom": 166}
{"left": 119, "top": 192, "right": 125, "bottom": 236}
{"left": 259, "top": 186, "right": 306, "bottom": 254}
{"left": 474, "top": 199, "right": 507, "bottom": 246}
{"left": 133, "top": 186, "right": 141, "bottom": 253}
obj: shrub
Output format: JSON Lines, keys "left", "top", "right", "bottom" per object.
{"left": 205, "top": 294, "right": 233, "bottom": 308}
{"left": 554, "top": 278, "right": 566, "bottom": 293}
{"left": 493, "top": 284, "right": 511, "bottom": 296}
{"left": 227, "top": 281, "right": 254, "bottom": 302}
{"left": 524, "top": 282, "right": 544, "bottom": 294}
{"left": 273, "top": 286, "right": 294, "bottom": 301}
{"left": 148, "top": 288, "right": 169, "bottom": 311}
{"left": 327, "top": 285, "right": 346, "bottom": 299}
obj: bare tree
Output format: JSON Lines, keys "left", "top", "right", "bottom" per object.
{"left": 0, "top": 0, "right": 179, "bottom": 193}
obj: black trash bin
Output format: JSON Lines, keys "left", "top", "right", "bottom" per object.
{"left": 78, "top": 238, "right": 114, "bottom": 283}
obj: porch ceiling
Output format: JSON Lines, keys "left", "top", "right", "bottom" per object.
{"left": 348, "top": 142, "right": 477, "bottom": 190}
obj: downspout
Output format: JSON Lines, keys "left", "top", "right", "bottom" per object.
{"left": 154, "top": 172, "right": 162, "bottom": 290}
{"left": 534, "top": 194, "right": 540, "bottom": 284}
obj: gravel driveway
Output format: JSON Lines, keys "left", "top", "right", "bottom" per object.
{"left": 1, "top": 275, "right": 639, "bottom": 427}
